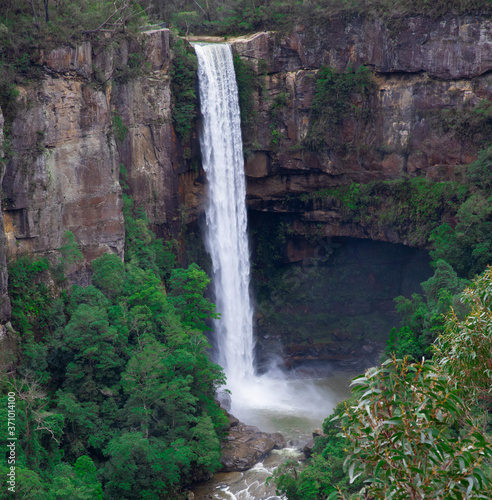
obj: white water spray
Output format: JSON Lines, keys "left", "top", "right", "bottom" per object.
{"left": 194, "top": 43, "right": 340, "bottom": 424}
{"left": 194, "top": 43, "right": 255, "bottom": 394}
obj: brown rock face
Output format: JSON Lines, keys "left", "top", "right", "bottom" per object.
{"left": 1, "top": 30, "right": 178, "bottom": 284}
{"left": 181, "top": 17, "right": 492, "bottom": 245}
{"left": 2, "top": 75, "right": 124, "bottom": 274}
{"left": 112, "top": 32, "right": 179, "bottom": 233}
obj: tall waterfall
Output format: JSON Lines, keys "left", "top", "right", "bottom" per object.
{"left": 194, "top": 43, "right": 255, "bottom": 391}
{"left": 194, "top": 43, "right": 340, "bottom": 429}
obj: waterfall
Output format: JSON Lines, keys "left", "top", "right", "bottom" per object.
{"left": 194, "top": 43, "right": 255, "bottom": 392}
{"left": 194, "top": 42, "right": 341, "bottom": 429}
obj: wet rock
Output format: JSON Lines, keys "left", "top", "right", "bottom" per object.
{"left": 217, "top": 390, "right": 232, "bottom": 412}
{"left": 220, "top": 417, "right": 286, "bottom": 472}
{"left": 228, "top": 414, "right": 239, "bottom": 428}
{"left": 303, "top": 438, "right": 315, "bottom": 458}
{"left": 271, "top": 432, "right": 287, "bottom": 449}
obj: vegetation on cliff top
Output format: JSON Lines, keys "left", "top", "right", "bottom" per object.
{"left": 153, "top": 0, "right": 492, "bottom": 36}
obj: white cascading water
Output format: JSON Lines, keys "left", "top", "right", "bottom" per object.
{"left": 194, "top": 43, "right": 255, "bottom": 394}
{"left": 194, "top": 43, "right": 341, "bottom": 434}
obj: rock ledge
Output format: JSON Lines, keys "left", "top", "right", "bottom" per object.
{"left": 220, "top": 413, "right": 286, "bottom": 472}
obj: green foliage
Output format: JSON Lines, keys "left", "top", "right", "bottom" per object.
{"left": 102, "top": 432, "right": 186, "bottom": 498}
{"left": 155, "top": 0, "right": 492, "bottom": 38}
{"left": 304, "top": 65, "right": 374, "bottom": 151}
{"left": 388, "top": 259, "right": 469, "bottom": 357}
{"left": 51, "top": 230, "right": 84, "bottom": 284}
{"left": 170, "top": 35, "right": 198, "bottom": 143}
{"left": 45, "top": 457, "right": 103, "bottom": 500}
{"left": 112, "top": 113, "right": 128, "bottom": 143}
{"left": 7, "top": 255, "right": 51, "bottom": 340}
{"left": 434, "top": 266, "right": 492, "bottom": 405}
{"left": 337, "top": 357, "right": 492, "bottom": 500}
{"left": 385, "top": 325, "right": 423, "bottom": 360}
{"left": 0, "top": 61, "right": 20, "bottom": 135}
{"left": 430, "top": 192, "right": 492, "bottom": 278}
{"left": 91, "top": 253, "right": 125, "bottom": 299}
{"left": 123, "top": 193, "right": 178, "bottom": 283}
{"left": 233, "top": 54, "right": 256, "bottom": 132}
{"left": 60, "top": 231, "right": 84, "bottom": 269}
{"left": 467, "top": 145, "right": 492, "bottom": 190}
{"left": 114, "top": 48, "right": 147, "bottom": 83}
{"left": 5, "top": 185, "right": 225, "bottom": 497}
{"left": 168, "top": 263, "right": 219, "bottom": 331}
{"left": 172, "top": 10, "right": 200, "bottom": 36}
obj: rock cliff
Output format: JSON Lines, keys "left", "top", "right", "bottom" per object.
{"left": 185, "top": 16, "right": 492, "bottom": 245}
{"left": 2, "top": 15, "right": 492, "bottom": 324}
{"left": 1, "top": 29, "right": 177, "bottom": 289}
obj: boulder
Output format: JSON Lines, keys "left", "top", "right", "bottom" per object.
{"left": 303, "top": 438, "right": 315, "bottom": 458}
{"left": 220, "top": 417, "right": 286, "bottom": 472}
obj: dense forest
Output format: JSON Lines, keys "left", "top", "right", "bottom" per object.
{"left": 2, "top": 0, "right": 492, "bottom": 499}
{"left": 1, "top": 180, "right": 228, "bottom": 497}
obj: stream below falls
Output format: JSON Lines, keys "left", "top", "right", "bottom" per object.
{"left": 191, "top": 371, "right": 357, "bottom": 500}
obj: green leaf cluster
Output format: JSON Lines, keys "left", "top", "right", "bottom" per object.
{"left": 338, "top": 356, "right": 492, "bottom": 499}
{"left": 170, "top": 36, "right": 198, "bottom": 144}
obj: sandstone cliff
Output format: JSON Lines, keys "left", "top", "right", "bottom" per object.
{"left": 2, "top": 16, "right": 492, "bottom": 326}
{"left": 1, "top": 30, "right": 177, "bottom": 289}
{"left": 184, "top": 16, "right": 492, "bottom": 245}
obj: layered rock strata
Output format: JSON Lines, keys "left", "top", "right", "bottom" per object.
{"left": 184, "top": 17, "right": 492, "bottom": 245}
{"left": 1, "top": 30, "right": 177, "bottom": 288}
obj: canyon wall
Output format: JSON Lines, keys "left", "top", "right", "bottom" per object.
{"left": 1, "top": 15, "right": 492, "bottom": 329}
{"left": 184, "top": 16, "right": 492, "bottom": 244}
{"left": 233, "top": 16, "right": 492, "bottom": 243}
{"left": 1, "top": 30, "right": 177, "bottom": 287}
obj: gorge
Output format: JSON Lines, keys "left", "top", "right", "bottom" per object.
{"left": 2, "top": 7, "right": 492, "bottom": 499}
{"left": 3, "top": 16, "right": 492, "bottom": 355}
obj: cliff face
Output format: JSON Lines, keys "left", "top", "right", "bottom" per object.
{"left": 2, "top": 16, "right": 492, "bottom": 322}
{"left": 1, "top": 30, "right": 177, "bottom": 287}
{"left": 184, "top": 16, "right": 492, "bottom": 245}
